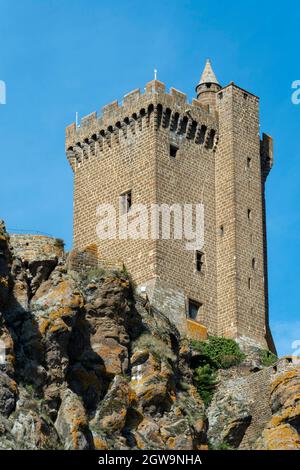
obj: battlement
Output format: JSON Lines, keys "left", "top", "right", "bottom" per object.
{"left": 66, "top": 80, "right": 219, "bottom": 171}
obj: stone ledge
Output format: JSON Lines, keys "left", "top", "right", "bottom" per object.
{"left": 186, "top": 319, "right": 208, "bottom": 341}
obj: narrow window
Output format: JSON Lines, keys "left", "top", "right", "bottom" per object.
{"left": 195, "top": 251, "right": 204, "bottom": 272}
{"left": 247, "top": 209, "right": 252, "bottom": 220}
{"left": 170, "top": 144, "right": 179, "bottom": 158}
{"left": 247, "top": 157, "right": 252, "bottom": 168}
{"left": 188, "top": 299, "right": 202, "bottom": 320}
{"left": 120, "top": 190, "right": 132, "bottom": 214}
{"left": 206, "top": 129, "right": 216, "bottom": 149}
{"left": 220, "top": 225, "right": 224, "bottom": 237}
{"left": 252, "top": 258, "right": 256, "bottom": 269}
{"left": 248, "top": 277, "right": 252, "bottom": 290}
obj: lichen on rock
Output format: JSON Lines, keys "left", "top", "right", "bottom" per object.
{"left": 0, "top": 226, "right": 299, "bottom": 450}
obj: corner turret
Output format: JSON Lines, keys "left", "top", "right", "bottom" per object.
{"left": 195, "top": 59, "right": 221, "bottom": 112}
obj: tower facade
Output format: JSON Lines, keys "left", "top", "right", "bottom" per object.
{"left": 66, "top": 60, "right": 275, "bottom": 351}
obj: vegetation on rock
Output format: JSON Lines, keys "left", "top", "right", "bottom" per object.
{"left": 132, "top": 333, "right": 176, "bottom": 363}
{"left": 191, "top": 336, "right": 245, "bottom": 369}
{"left": 193, "top": 364, "right": 217, "bottom": 406}
{"left": 259, "top": 349, "right": 277, "bottom": 367}
{"left": 191, "top": 336, "right": 245, "bottom": 406}
{"left": 0, "top": 219, "right": 299, "bottom": 450}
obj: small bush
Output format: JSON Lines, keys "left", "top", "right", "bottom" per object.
{"left": 259, "top": 349, "right": 277, "bottom": 367}
{"left": 193, "top": 364, "right": 217, "bottom": 406}
{"left": 191, "top": 336, "right": 245, "bottom": 369}
{"left": 120, "top": 264, "right": 137, "bottom": 292}
{"left": 208, "top": 441, "right": 233, "bottom": 450}
{"left": 132, "top": 333, "right": 176, "bottom": 363}
{"left": 54, "top": 238, "right": 65, "bottom": 248}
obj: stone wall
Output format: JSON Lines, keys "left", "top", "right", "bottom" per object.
{"left": 9, "top": 234, "right": 64, "bottom": 262}
{"left": 67, "top": 244, "right": 123, "bottom": 273}
{"left": 216, "top": 84, "right": 271, "bottom": 349}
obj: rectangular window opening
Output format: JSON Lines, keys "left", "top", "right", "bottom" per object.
{"left": 170, "top": 144, "right": 179, "bottom": 158}
{"left": 120, "top": 190, "right": 132, "bottom": 214}
{"left": 195, "top": 250, "right": 204, "bottom": 272}
{"left": 188, "top": 299, "right": 203, "bottom": 321}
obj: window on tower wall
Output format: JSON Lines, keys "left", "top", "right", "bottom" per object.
{"left": 120, "top": 190, "right": 132, "bottom": 214}
{"left": 195, "top": 251, "right": 204, "bottom": 272}
{"left": 188, "top": 299, "right": 202, "bottom": 321}
{"left": 170, "top": 144, "right": 179, "bottom": 158}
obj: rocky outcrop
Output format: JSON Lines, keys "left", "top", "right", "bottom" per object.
{"left": 0, "top": 220, "right": 299, "bottom": 450}
{"left": 207, "top": 391, "right": 252, "bottom": 448}
{"left": 254, "top": 363, "right": 300, "bottom": 449}
{"left": 0, "top": 221, "right": 207, "bottom": 450}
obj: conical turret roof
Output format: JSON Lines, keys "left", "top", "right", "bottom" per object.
{"left": 198, "top": 59, "right": 219, "bottom": 85}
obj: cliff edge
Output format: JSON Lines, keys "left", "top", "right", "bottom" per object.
{"left": 0, "top": 221, "right": 299, "bottom": 450}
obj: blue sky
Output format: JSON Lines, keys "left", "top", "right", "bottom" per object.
{"left": 0, "top": 0, "right": 299, "bottom": 356}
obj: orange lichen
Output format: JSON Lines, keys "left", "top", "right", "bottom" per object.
{"left": 49, "top": 323, "right": 68, "bottom": 334}
{"left": 167, "top": 437, "right": 175, "bottom": 449}
{"left": 7, "top": 379, "right": 18, "bottom": 395}
{"left": 49, "top": 306, "right": 73, "bottom": 320}
{"left": 128, "top": 387, "right": 138, "bottom": 405}
{"left": 270, "top": 403, "right": 300, "bottom": 428}
{"left": 39, "top": 319, "right": 50, "bottom": 335}
{"left": 93, "top": 436, "right": 108, "bottom": 450}
{"left": 260, "top": 424, "right": 300, "bottom": 450}
{"left": 5, "top": 354, "right": 16, "bottom": 366}
{"left": 271, "top": 368, "right": 300, "bottom": 393}
{"left": 71, "top": 427, "right": 79, "bottom": 449}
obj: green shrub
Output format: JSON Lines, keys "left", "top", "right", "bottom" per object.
{"left": 208, "top": 441, "right": 233, "bottom": 450}
{"left": 193, "top": 364, "right": 217, "bottom": 406}
{"left": 259, "top": 349, "right": 277, "bottom": 367}
{"left": 132, "top": 333, "right": 176, "bottom": 362}
{"left": 54, "top": 238, "right": 65, "bottom": 248}
{"left": 191, "top": 336, "right": 245, "bottom": 369}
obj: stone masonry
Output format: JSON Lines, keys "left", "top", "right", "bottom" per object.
{"left": 65, "top": 59, "right": 275, "bottom": 351}
{"left": 10, "top": 234, "right": 64, "bottom": 263}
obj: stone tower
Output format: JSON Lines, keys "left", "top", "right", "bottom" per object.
{"left": 66, "top": 59, "right": 275, "bottom": 352}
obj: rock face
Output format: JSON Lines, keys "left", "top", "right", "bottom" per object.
{"left": 0, "top": 220, "right": 299, "bottom": 450}
{"left": 254, "top": 362, "right": 300, "bottom": 450}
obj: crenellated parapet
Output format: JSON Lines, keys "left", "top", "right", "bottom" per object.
{"left": 66, "top": 80, "right": 219, "bottom": 171}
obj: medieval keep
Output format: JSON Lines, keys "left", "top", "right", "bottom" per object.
{"left": 66, "top": 59, "right": 275, "bottom": 351}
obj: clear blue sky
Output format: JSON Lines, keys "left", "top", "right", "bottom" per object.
{"left": 0, "top": 0, "right": 299, "bottom": 356}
